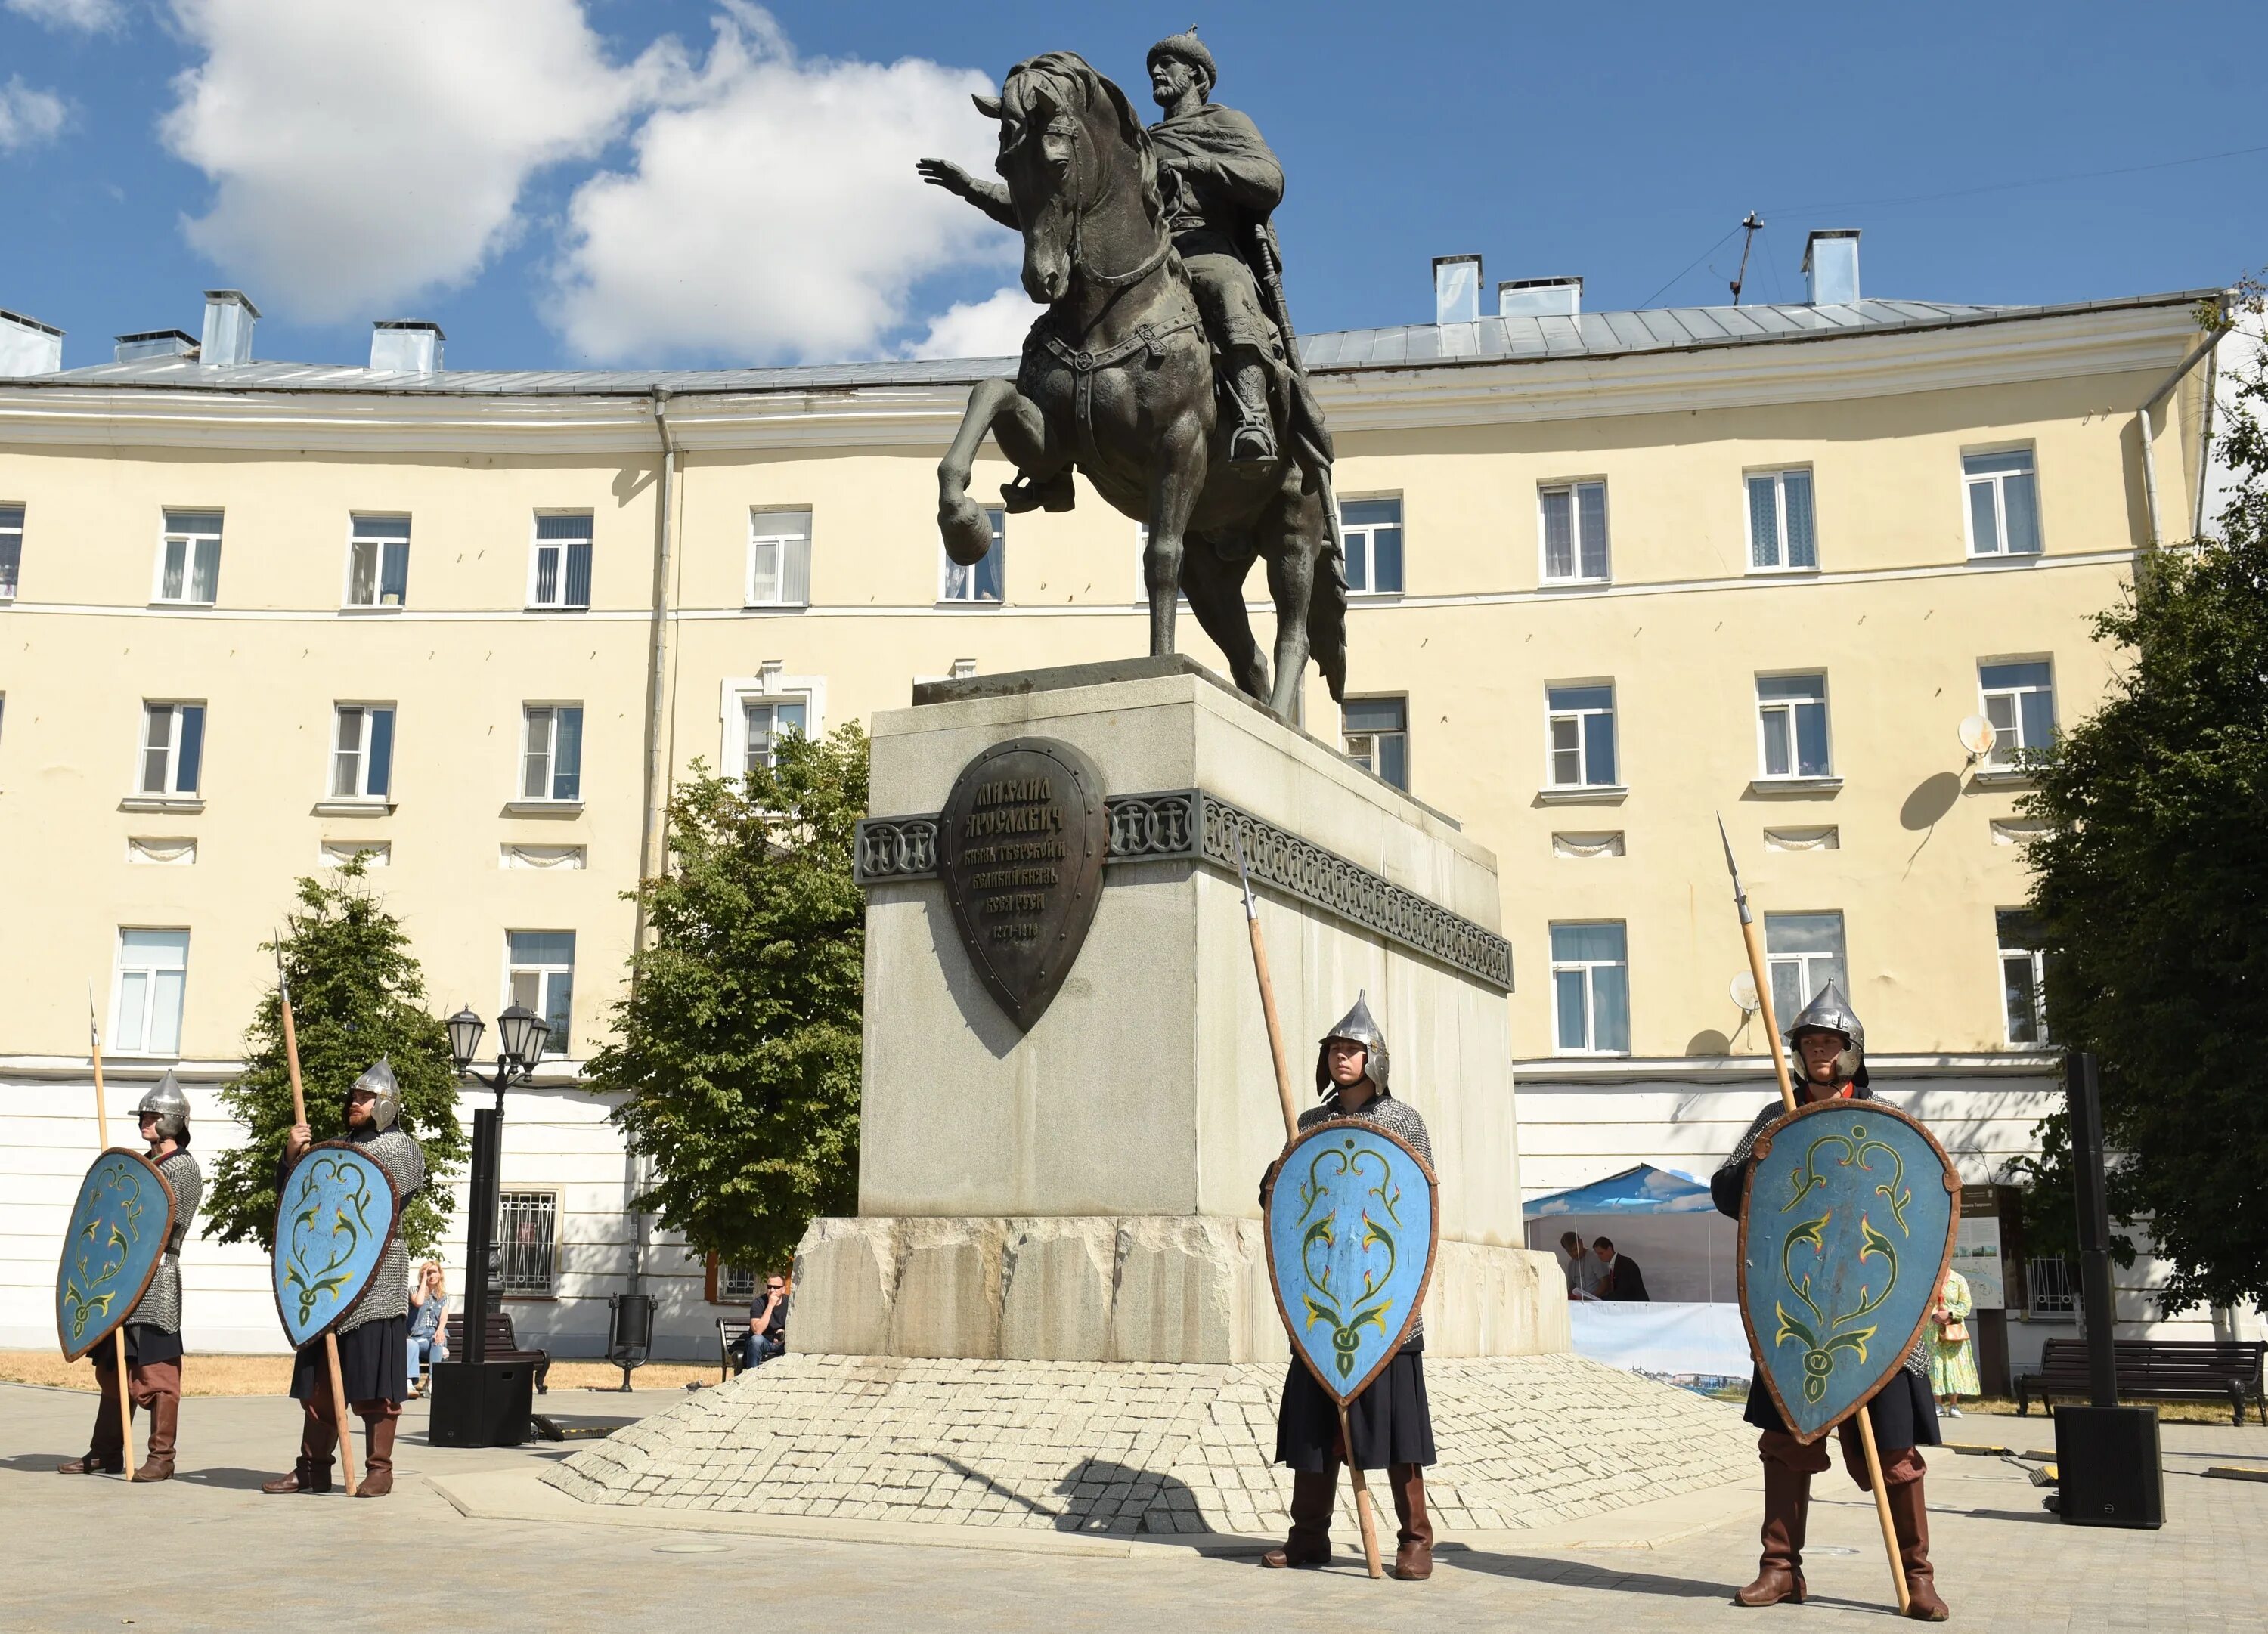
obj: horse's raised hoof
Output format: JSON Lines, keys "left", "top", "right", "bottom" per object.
{"left": 939, "top": 497, "right": 994, "bottom": 567}
{"left": 1000, "top": 471, "right": 1077, "bottom": 515}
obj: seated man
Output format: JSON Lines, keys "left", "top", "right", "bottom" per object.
{"left": 739, "top": 1275, "right": 789, "bottom": 1369}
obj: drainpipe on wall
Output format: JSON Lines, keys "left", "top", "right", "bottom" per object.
{"left": 2138, "top": 305, "right": 2230, "bottom": 548}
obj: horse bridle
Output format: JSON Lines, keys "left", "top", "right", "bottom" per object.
{"left": 1040, "top": 97, "right": 1174, "bottom": 291}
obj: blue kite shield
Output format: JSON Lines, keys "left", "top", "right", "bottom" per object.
{"left": 1266, "top": 1118, "right": 1438, "bottom": 1405}
{"left": 272, "top": 1142, "right": 400, "bottom": 1349}
{"left": 57, "top": 1148, "right": 177, "bottom": 1362}
{"left": 1739, "top": 1098, "right": 1960, "bottom": 1443}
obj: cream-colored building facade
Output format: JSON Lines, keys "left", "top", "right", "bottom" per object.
{"left": 0, "top": 249, "right": 2245, "bottom": 1366}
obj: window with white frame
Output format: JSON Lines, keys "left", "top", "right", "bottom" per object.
{"left": 1538, "top": 481, "right": 1610, "bottom": 583}
{"left": 113, "top": 929, "right": 189, "bottom": 1057}
{"left": 1545, "top": 683, "right": 1618, "bottom": 788}
{"left": 1997, "top": 908, "right": 2050, "bottom": 1046}
{"left": 139, "top": 701, "right": 206, "bottom": 795}
{"left": 529, "top": 514, "right": 593, "bottom": 609}
{"left": 1765, "top": 911, "right": 1847, "bottom": 1029}
{"left": 330, "top": 704, "right": 396, "bottom": 800}
{"left": 1963, "top": 449, "right": 2041, "bottom": 557}
{"left": 494, "top": 1191, "right": 559, "bottom": 1293}
{"left": 1551, "top": 922, "right": 1629, "bottom": 1054}
{"left": 742, "top": 697, "right": 807, "bottom": 778}
{"left": 1341, "top": 497, "right": 1404, "bottom": 594}
{"left": 0, "top": 503, "right": 22, "bottom": 600}
{"left": 154, "top": 510, "right": 222, "bottom": 605}
{"left": 940, "top": 509, "right": 1005, "bottom": 603}
{"left": 345, "top": 515, "right": 410, "bottom": 608}
{"left": 1341, "top": 696, "right": 1408, "bottom": 790}
{"left": 506, "top": 931, "right": 575, "bottom": 1056}
{"left": 1747, "top": 469, "right": 1817, "bottom": 571}
{"left": 1756, "top": 673, "right": 1831, "bottom": 779}
{"left": 748, "top": 509, "right": 813, "bottom": 607}
{"left": 1978, "top": 660, "right": 2056, "bottom": 766}
{"left": 520, "top": 705, "right": 583, "bottom": 802}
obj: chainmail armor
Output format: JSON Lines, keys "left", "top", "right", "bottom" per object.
{"left": 1296, "top": 1088, "right": 1434, "bottom": 1342}
{"left": 337, "top": 1127, "right": 426, "bottom": 1334}
{"left": 127, "top": 1149, "right": 203, "bottom": 1335}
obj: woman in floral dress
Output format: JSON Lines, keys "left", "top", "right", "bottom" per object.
{"left": 1929, "top": 1267, "right": 1980, "bottom": 1416}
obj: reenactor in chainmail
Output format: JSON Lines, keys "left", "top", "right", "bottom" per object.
{"left": 1710, "top": 984, "right": 1950, "bottom": 1621}
{"left": 1256, "top": 993, "right": 1439, "bottom": 1581}
{"left": 263, "top": 1056, "right": 426, "bottom": 1498}
{"left": 58, "top": 1071, "right": 202, "bottom": 1481}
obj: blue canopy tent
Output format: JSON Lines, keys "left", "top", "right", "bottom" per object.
{"left": 1523, "top": 1164, "right": 1727, "bottom": 1303}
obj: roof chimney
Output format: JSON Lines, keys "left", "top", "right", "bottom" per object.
{"left": 1433, "top": 254, "right": 1483, "bottom": 325}
{"left": 369, "top": 320, "right": 444, "bottom": 373}
{"left": 115, "top": 330, "right": 200, "bottom": 364}
{"left": 0, "top": 308, "right": 64, "bottom": 376}
{"left": 1498, "top": 276, "right": 1583, "bottom": 319}
{"left": 200, "top": 289, "right": 259, "bottom": 367}
{"left": 1802, "top": 231, "right": 1861, "bottom": 306}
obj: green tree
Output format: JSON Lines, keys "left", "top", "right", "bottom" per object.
{"left": 203, "top": 859, "right": 466, "bottom": 1254}
{"left": 586, "top": 725, "right": 868, "bottom": 1274}
{"left": 2009, "top": 301, "right": 2267, "bottom": 1314}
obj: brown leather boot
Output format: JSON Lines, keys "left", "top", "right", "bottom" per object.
{"left": 130, "top": 1375, "right": 180, "bottom": 1483}
{"left": 1387, "top": 1463, "right": 1434, "bottom": 1580}
{"left": 1886, "top": 1475, "right": 1949, "bottom": 1620}
{"left": 357, "top": 1413, "right": 396, "bottom": 1497}
{"left": 1734, "top": 1456, "right": 1811, "bottom": 1605}
{"left": 59, "top": 1376, "right": 128, "bottom": 1474}
{"left": 1261, "top": 1468, "right": 1337, "bottom": 1567}
{"left": 262, "top": 1410, "right": 337, "bottom": 1493}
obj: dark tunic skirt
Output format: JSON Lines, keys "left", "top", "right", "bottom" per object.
{"left": 1276, "top": 1342, "right": 1437, "bottom": 1472}
{"left": 290, "top": 1314, "right": 409, "bottom": 1407}
{"left": 119, "top": 1324, "right": 184, "bottom": 1367}
{"left": 1743, "top": 1361, "right": 1941, "bottom": 1451}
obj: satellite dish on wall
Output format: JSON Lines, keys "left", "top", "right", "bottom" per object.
{"left": 1958, "top": 714, "right": 1997, "bottom": 760}
{"left": 1730, "top": 971, "right": 1760, "bottom": 1014}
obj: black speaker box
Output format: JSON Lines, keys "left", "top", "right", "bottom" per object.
{"left": 2053, "top": 1404, "right": 2164, "bottom": 1528}
{"left": 426, "top": 1358, "right": 535, "bottom": 1448}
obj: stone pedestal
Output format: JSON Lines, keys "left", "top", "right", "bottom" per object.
{"left": 794, "top": 658, "right": 1566, "bottom": 1363}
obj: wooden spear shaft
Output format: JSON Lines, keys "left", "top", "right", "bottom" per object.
{"left": 278, "top": 954, "right": 358, "bottom": 1496}
{"left": 87, "top": 997, "right": 136, "bottom": 1481}
{"left": 1719, "top": 819, "right": 1909, "bottom": 1617}
{"left": 1235, "top": 831, "right": 1384, "bottom": 1580}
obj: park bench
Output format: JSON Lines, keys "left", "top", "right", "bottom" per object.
{"left": 2015, "top": 1337, "right": 2266, "bottom": 1425}
{"left": 443, "top": 1311, "right": 552, "bottom": 1396}
{"left": 717, "top": 1318, "right": 752, "bottom": 1381}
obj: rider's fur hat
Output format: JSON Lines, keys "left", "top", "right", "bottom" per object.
{"left": 1147, "top": 27, "right": 1217, "bottom": 89}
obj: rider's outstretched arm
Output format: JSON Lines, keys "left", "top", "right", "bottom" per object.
{"left": 962, "top": 180, "right": 1018, "bottom": 231}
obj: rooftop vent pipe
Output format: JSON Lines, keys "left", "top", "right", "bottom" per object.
{"left": 1498, "top": 276, "right": 1583, "bottom": 319}
{"left": 200, "top": 289, "right": 259, "bottom": 367}
{"left": 0, "top": 308, "right": 64, "bottom": 376}
{"left": 116, "top": 330, "right": 200, "bottom": 364}
{"left": 1802, "top": 231, "right": 1861, "bottom": 306}
{"left": 1433, "top": 254, "right": 1483, "bottom": 325}
{"left": 370, "top": 320, "right": 445, "bottom": 373}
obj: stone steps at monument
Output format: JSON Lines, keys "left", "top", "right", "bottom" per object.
{"left": 542, "top": 1351, "right": 1754, "bottom": 1537}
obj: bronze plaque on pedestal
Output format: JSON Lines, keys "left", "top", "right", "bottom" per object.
{"left": 937, "top": 737, "right": 1108, "bottom": 1030}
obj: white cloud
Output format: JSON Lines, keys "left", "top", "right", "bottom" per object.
{"left": 0, "top": 76, "right": 67, "bottom": 153}
{"left": 903, "top": 286, "right": 1036, "bottom": 361}
{"left": 160, "top": 0, "right": 685, "bottom": 321}
{"left": 5, "top": 0, "right": 122, "bottom": 32}
{"left": 550, "top": 6, "right": 1015, "bottom": 364}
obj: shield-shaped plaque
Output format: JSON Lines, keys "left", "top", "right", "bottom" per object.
{"left": 56, "top": 1149, "right": 177, "bottom": 1361}
{"left": 1266, "top": 1119, "right": 1439, "bottom": 1404}
{"left": 936, "top": 735, "right": 1108, "bottom": 1030}
{"left": 1739, "top": 1098, "right": 1960, "bottom": 1443}
{"left": 272, "top": 1142, "right": 400, "bottom": 1349}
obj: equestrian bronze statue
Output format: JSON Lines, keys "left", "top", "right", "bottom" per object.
{"left": 918, "top": 36, "right": 1346, "bottom": 722}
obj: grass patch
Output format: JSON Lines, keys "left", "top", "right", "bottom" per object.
{"left": 0, "top": 1350, "right": 724, "bottom": 1397}
{"left": 1952, "top": 1394, "right": 2245, "bottom": 1425}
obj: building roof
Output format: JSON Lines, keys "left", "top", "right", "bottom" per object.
{"left": 11, "top": 289, "right": 2216, "bottom": 397}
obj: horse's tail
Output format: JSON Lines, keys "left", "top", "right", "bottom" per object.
{"left": 1309, "top": 484, "right": 1349, "bottom": 704}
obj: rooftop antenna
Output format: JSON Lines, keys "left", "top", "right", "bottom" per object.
{"left": 1729, "top": 212, "right": 1765, "bottom": 306}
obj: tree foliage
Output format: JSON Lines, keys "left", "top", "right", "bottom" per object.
{"left": 202, "top": 860, "right": 466, "bottom": 1254}
{"left": 2009, "top": 302, "right": 2268, "bottom": 1314}
{"left": 586, "top": 726, "right": 868, "bottom": 1274}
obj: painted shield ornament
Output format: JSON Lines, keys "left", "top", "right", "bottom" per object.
{"left": 936, "top": 736, "right": 1108, "bottom": 1031}
{"left": 1739, "top": 1098, "right": 1960, "bottom": 1443}
{"left": 56, "top": 1149, "right": 177, "bottom": 1361}
{"left": 272, "top": 1142, "right": 400, "bottom": 1349}
{"left": 1266, "top": 1119, "right": 1438, "bottom": 1404}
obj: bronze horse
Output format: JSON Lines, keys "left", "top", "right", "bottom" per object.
{"left": 925, "top": 53, "right": 1344, "bottom": 721}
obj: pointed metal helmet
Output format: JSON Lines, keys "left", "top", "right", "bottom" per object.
{"left": 1147, "top": 26, "right": 1218, "bottom": 89}
{"left": 1786, "top": 980, "right": 1867, "bottom": 1085}
{"left": 136, "top": 1069, "right": 190, "bottom": 1141}
{"left": 1314, "top": 989, "right": 1390, "bottom": 1097}
{"left": 351, "top": 1054, "right": 402, "bottom": 1132}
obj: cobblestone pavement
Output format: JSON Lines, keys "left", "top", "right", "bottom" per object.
{"left": 7, "top": 1380, "right": 2267, "bottom": 1632}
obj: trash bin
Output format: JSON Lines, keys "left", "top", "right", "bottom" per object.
{"left": 606, "top": 1292, "right": 656, "bottom": 1391}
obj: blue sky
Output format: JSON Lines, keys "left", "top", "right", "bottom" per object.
{"left": 4, "top": 0, "right": 2263, "bottom": 373}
